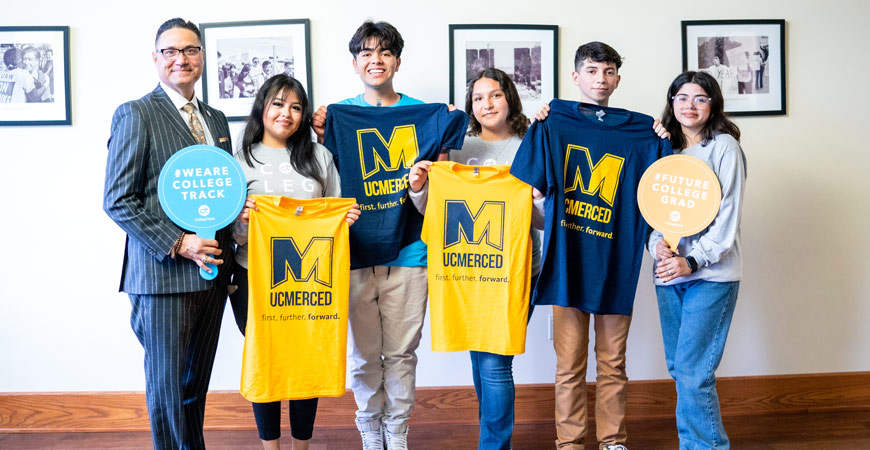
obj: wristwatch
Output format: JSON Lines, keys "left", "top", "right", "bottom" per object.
{"left": 686, "top": 256, "right": 698, "bottom": 273}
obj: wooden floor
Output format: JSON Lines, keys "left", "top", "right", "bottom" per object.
{"left": 2, "top": 410, "right": 869, "bottom": 449}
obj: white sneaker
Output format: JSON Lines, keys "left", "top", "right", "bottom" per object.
{"left": 602, "top": 445, "right": 628, "bottom": 450}
{"left": 384, "top": 427, "right": 409, "bottom": 450}
{"left": 360, "top": 428, "right": 385, "bottom": 450}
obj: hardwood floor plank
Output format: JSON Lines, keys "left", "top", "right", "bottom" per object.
{"left": 1, "top": 410, "right": 869, "bottom": 449}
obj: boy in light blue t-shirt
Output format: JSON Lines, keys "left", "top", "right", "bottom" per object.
{"left": 312, "top": 21, "right": 428, "bottom": 450}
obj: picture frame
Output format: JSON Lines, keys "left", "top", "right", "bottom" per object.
{"left": 449, "top": 24, "right": 558, "bottom": 118}
{"left": 201, "top": 19, "right": 312, "bottom": 121}
{"left": 682, "top": 19, "right": 786, "bottom": 116}
{"left": 0, "top": 26, "right": 71, "bottom": 126}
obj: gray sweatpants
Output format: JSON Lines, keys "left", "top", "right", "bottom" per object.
{"left": 347, "top": 265, "right": 428, "bottom": 433}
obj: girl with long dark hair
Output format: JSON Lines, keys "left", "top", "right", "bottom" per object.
{"left": 650, "top": 70, "right": 747, "bottom": 450}
{"left": 230, "top": 74, "right": 359, "bottom": 450}
{"left": 408, "top": 68, "right": 541, "bottom": 450}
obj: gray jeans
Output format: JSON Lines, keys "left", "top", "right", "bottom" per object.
{"left": 348, "top": 265, "right": 428, "bottom": 433}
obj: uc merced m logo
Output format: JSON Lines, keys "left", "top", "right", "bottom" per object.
{"left": 443, "top": 200, "right": 505, "bottom": 251}
{"left": 271, "top": 237, "right": 333, "bottom": 288}
{"left": 357, "top": 125, "right": 419, "bottom": 180}
{"left": 563, "top": 145, "right": 624, "bottom": 207}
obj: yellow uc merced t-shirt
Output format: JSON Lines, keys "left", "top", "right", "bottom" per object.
{"left": 241, "top": 195, "right": 355, "bottom": 401}
{"left": 421, "top": 161, "right": 532, "bottom": 355}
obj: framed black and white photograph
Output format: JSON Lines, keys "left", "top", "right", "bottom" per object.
{"left": 682, "top": 19, "right": 785, "bottom": 116}
{"left": 449, "top": 24, "right": 558, "bottom": 118}
{"left": 201, "top": 19, "right": 312, "bottom": 121}
{"left": 0, "top": 26, "right": 71, "bottom": 126}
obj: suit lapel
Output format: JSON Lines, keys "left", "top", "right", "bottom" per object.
{"left": 151, "top": 84, "right": 196, "bottom": 146}
{"left": 197, "top": 100, "right": 221, "bottom": 143}
{"left": 198, "top": 99, "right": 231, "bottom": 153}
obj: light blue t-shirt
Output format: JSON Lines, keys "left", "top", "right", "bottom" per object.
{"left": 337, "top": 93, "right": 423, "bottom": 108}
{"left": 337, "top": 93, "right": 428, "bottom": 267}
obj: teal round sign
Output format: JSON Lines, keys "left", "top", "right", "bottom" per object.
{"left": 158, "top": 144, "right": 246, "bottom": 280}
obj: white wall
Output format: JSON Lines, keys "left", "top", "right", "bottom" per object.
{"left": 2, "top": 0, "right": 868, "bottom": 392}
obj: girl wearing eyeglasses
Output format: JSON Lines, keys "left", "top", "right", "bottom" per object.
{"left": 648, "top": 70, "right": 747, "bottom": 450}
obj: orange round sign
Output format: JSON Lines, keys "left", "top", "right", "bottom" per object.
{"left": 637, "top": 155, "right": 721, "bottom": 252}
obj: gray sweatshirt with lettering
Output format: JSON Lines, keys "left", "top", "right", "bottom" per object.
{"left": 233, "top": 142, "right": 340, "bottom": 268}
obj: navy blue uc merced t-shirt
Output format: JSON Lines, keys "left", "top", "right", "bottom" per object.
{"left": 511, "top": 99, "right": 672, "bottom": 315}
{"left": 324, "top": 103, "right": 469, "bottom": 269}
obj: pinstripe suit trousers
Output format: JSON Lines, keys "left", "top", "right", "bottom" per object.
{"left": 129, "top": 286, "right": 227, "bottom": 450}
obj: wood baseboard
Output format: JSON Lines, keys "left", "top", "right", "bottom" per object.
{"left": 2, "top": 372, "right": 868, "bottom": 433}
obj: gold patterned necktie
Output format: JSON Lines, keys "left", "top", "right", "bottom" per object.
{"left": 182, "top": 102, "right": 207, "bottom": 145}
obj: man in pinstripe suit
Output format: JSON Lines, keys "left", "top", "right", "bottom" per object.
{"left": 103, "top": 18, "right": 234, "bottom": 450}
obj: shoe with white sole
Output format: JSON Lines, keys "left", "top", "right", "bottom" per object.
{"left": 384, "top": 427, "right": 409, "bottom": 450}
{"left": 360, "top": 428, "right": 385, "bottom": 450}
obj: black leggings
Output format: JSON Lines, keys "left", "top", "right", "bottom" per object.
{"left": 252, "top": 398, "right": 319, "bottom": 441}
{"left": 230, "top": 264, "right": 320, "bottom": 441}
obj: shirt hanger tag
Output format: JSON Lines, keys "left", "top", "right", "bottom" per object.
{"left": 473, "top": 167, "right": 480, "bottom": 177}
{"left": 596, "top": 109, "right": 606, "bottom": 121}
{"left": 295, "top": 205, "right": 303, "bottom": 216}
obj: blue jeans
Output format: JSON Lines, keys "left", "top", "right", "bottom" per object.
{"left": 656, "top": 280, "right": 739, "bottom": 450}
{"left": 470, "top": 351, "right": 515, "bottom": 450}
{"left": 469, "top": 279, "right": 536, "bottom": 450}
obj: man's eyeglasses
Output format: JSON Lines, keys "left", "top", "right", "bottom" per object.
{"left": 672, "top": 95, "right": 712, "bottom": 106}
{"left": 158, "top": 46, "right": 202, "bottom": 59}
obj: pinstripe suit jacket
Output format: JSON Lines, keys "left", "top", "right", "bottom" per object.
{"left": 104, "top": 84, "right": 234, "bottom": 295}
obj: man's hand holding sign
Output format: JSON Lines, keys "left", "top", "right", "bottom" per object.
{"left": 158, "top": 144, "right": 247, "bottom": 279}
